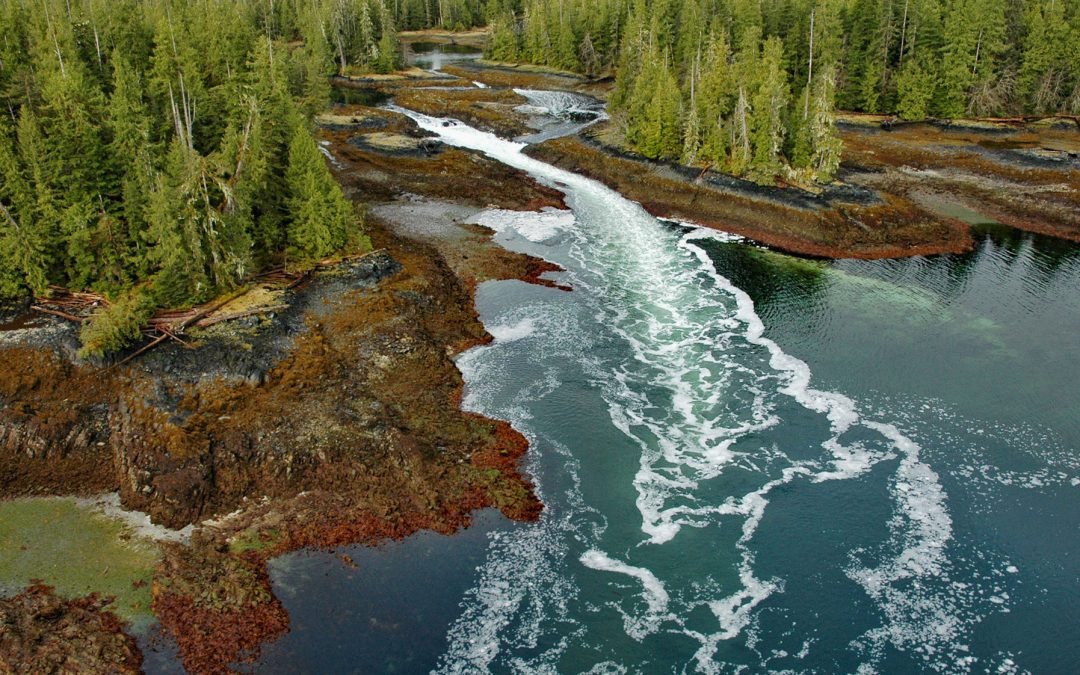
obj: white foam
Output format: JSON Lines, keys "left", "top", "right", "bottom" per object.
{"left": 488, "top": 318, "right": 537, "bottom": 343}
{"left": 580, "top": 549, "right": 672, "bottom": 640}
{"left": 665, "top": 220, "right": 745, "bottom": 244}
{"left": 584, "top": 663, "right": 628, "bottom": 675}
{"left": 439, "top": 299, "right": 603, "bottom": 672}
{"left": 317, "top": 144, "right": 342, "bottom": 169}
{"left": 514, "top": 89, "right": 607, "bottom": 123}
{"left": 681, "top": 230, "right": 862, "bottom": 444}
{"left": 679, "top": 227, "right": 963, "bottom": 667}
{"left": 403, "top": 105, "right": 965, "bottom": 673}
{"left": 473, "top": 207, "right": 574, "bottom": 244}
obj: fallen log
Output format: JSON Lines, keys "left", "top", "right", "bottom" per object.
{"left": 194, "top": 305, "right": 289, "bottom": 329}
{"left": 30, "top": 306, "right": 86, "bottom": 323}
{"left": 111, "top": 333, "right": 170, "bottom": 369}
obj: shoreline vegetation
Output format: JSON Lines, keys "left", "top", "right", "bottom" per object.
{"left": 1, "top": 2, "right": 1079, "bottom": 672}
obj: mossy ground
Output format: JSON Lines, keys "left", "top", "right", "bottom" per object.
{"left": 527, "top": 134, "right": 972, "bottom": 259}
{"left": 8, "top": 59, "right": 1073, "bottom": 673}
{"left": 0, "top": 498, "right": 159, "bottom": 626}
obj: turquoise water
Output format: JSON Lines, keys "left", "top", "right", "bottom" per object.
{"left": 258, "top": 113, "right": 1079, "bottom": 674}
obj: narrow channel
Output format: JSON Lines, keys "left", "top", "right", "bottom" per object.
{"left": 260, "top": 103, "right": 1080, "bottom": 674}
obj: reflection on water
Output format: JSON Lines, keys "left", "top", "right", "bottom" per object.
{"left": 699, "top": 223, "right": 1080, "bottom": 444}
{"left": 253, "top": 510, "right": 510, "bottom": 673}
{"left": 330, "top": 87, "right": 391, "bottom": 107}
{"left": 249, "top": 103, "right": 1079, "bottom": 674}
{"left": 406, "top": 42, "right": 482, "bottom": 71}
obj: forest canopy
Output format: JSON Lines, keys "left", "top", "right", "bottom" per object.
{"left": 0, "top": 0, "right": 408, "bottom": 355}
{"left": 4, "top": 0, "right": 1080, "bottom": 350}
{"left": 484, "top": 0, "right": 1080, "bottom": 181}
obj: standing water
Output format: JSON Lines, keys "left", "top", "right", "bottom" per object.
{"left": 262, "top": 109, "right": 1079, "bottom": 674}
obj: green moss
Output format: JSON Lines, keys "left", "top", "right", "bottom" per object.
{"left": 0, "top": 498, "right": 160, "bottom": 626}
{"left": 229, "top": 526, "right": 283, "bottom": 554}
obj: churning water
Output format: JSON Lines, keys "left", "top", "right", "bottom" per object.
{"left": 260, "top": 109, "right": 1079, "bottom": 674}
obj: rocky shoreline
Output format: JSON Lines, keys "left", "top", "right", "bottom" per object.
{"left": 0, "top": 215, "right": 553, "bottom": 671}
{"left": 527, "top": 132, "right": 973, "bottom": 260}
{"left": 2, "top": 52, "right": 1079, "bottom": 673}
{"left": 1, "top": 584, "right": 143, "bottom": 673}
{"left": 524, "top": 118, "right": 1079, "bottom": 258}
{"left": 426, "top": 56, "right": 1080, "bottom": 259}
{"left": 0, "top": 102, "right": 564, "bottom": 670}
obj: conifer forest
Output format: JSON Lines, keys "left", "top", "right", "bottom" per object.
{"left": 2, "top": 2, "right": 1080, "bottom": 673}
{"left": 488, "top": 0, "right": 1080, "bottom": 176}
{"left": 2, "top": 0, "right": 1080, "bottom": 354}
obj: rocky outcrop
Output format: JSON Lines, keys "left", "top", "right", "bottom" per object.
{"left": 0, "top": 230, "right": 545, "bottom": 672}
{"left": 0, "top": 345, "right": 115, "bottom": 496}
{"left": 0, "top": 584, "right": 143, "bottom": 674}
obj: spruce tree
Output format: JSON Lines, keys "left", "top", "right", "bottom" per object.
{"left": 488, "top": 12, "right": 522, "bottom": 62}
{"left": 107, "top": 51, "right": 155, "bottom": 276}
{"left": 553, "top": 9, "right": 580, "bottom": 71}
{"left": 808, "top": 65, "right": 842, "bottom": 182}
{"left": 295, "top": 4, "right": 336, "bottom": 115}
{"left": 937, "top": 0, "right": 1006, "bottom": 118}
{"left": 14, "top": 110, "right": 61, "bottom": 291}
{"left": 0, "top": 116, "right": 50, "bottom": 297}
{"left": 285, "top": 123, "right": 353, "bottom": 262}
{"left": 749, "top": 37, "right": 790, "bottom": 182}
{"left": 895, "top": 57, "right": 937, "bottom": 119}
{"left": 375, "top": 7, "right": 401, "bottom": 74}
{"left": 1018, "top": 0, "right": 1069, "bottom": 114}
{"left": 697, "top": 30, "right": 736, "bottom": 167}
{"left": 639, "top": 60, "right": 683, "bottom": 160}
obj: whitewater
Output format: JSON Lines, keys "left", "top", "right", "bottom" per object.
{"left": 369, "top": 101, "right": 1059, "bottom": 674}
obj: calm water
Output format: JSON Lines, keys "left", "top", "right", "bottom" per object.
{"left": 256, "top": 110, "right": 1079, "bottom": 674}
{"left": 406, "top": 43, "right": 483, "bottom": 72}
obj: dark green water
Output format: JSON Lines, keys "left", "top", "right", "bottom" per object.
{"left": 257, "top": 114, "right": 1078, "bottom": 674}
{"left": 406, "top": 42, "right": 482, "bottom": 71}
{"left": 713, "top": 224, "right": 1080, "bottom": 445}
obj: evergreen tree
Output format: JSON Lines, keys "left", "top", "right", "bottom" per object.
{"left": 487, "top": 12, "right": 522, "bottom": 61}
{"left": 285, "top": 124, "right": 354, "bottom": 261}
{"left": 547, "top": 3, "right": 579, "bottom": 71}
{"left": 749, "top": 37, "right": 790, "bottom": 181}
{"left": 295, "top": 4, "right": 336, "bottom": 115}
{"left": 107, "top": 52, "right": 155, "bottom": 280}
{"left": 14, "top": 110, "right": 62, "bottom": 290}
{"left": 637, "top": 59, "right": 683, "bottom": 160}
{"left": 375, "top": 4, "right": 401, "bottom": 74}
{"left": 0, "top": 116, "right": 50, "bottom": 296}
{"left": 895, "top": 57, "right": 938, "bottom": 119}
{"left": 697, "top": 30, "right": 736, "bottom": 167}
{"left": 0, "top": 0, "right": 370, "bottom": 351}
{"left": 1018, "top": 0, "right": 1070, "bottom": 114}
{"left": 937, "top": 0, "right": 1006, "bottom": 118}
{"left": 807, "top": 64, "right": 842, "bottom": 182}
{"left": 146, "top": 140, "right": 250, "bottom": 305}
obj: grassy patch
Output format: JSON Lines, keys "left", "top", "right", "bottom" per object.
{"left": 474, "top": 59, "right": 584, "bottom": 78}
{"left": 229, "top": 526, "right": 284, "bottom": 554}
{"left": 0, "top": 498, "right": 160, "bottom": 625}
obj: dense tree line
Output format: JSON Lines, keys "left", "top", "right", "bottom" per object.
{"left": 392, "top": 0, "right": 490, "bottom": 30}
{"left": 0, "top": 0, "right": 401, "bottom": 355}
{"left": 485, "top": 0, "right": 1080, "bottom": 181}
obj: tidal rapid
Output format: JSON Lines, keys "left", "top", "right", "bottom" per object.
{"left": 261, "top": 104, "right": 1079, "bottom": 674}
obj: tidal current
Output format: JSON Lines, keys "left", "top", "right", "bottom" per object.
{"left": 256, "top": 103, "right": 1079, "bottom": 674}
